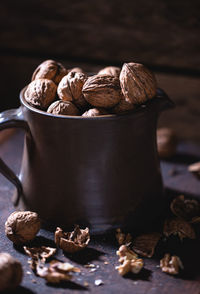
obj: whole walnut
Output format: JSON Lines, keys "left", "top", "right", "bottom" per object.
{"left": 68, "top": 67, "right": 86, "bottom": 74}
{"left": 57, "top": 71, "right": 88, "bottom": 109}
{"left": 5, "top": 211, "right": 41, "bottom": 244}
{"left": 82, "top": 75, "right": 122, "bottom": 108}
{"left": 25, "top": 79, "right": 57, "bottom": 110}
{"left": 82, "top": 108, "right": 108, "bottom": 117}
{"left": 47, "top": 100, "right": 79, "bottom": 116}
{"left": 112, "top": 99, "right": 135, "bottom": 114}
{"left": 32, "top": 59, "right": 68, "bottom": 84}
{"left": 0, "top": 252, "right": 23, "bottom": 291}
{"left": 98, "top": 66, "right": 121, "bottom": 77}
{"left": 120, "top": 62, "right": 157, "bottom": 104}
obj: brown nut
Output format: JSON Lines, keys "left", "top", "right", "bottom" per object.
{"left": 98, "top": 66, "right": 121, "bottom": 77}
{"left": 55, "top": 226, "right": 90, "bottom": 253}
{"left": 32, "top": 59, "right": 68, "bottom": 84}
{"left": 68, "top": 67, "right": 86, "bottom": 74}
{"left": 0, "top": 252, "right": 23, "bottom": 291}
{"left": 5, "top": 211, "right": 41, "bottom": 244}
{"left": 170, "top": 195, "right": 200, "bottom": 221}
{"left": 47, "top": 100, "right": 79, "bottom": 116}
{"left": 115, "top": 228, "right": 132, "bottom": 246}
{"left": 157, "top": 128, "right": 177, "bottom": 158}
{"left": 132, "top": 232, "right": 161, "bottom": 258}
{"left": 82, "top": 74, "right": 122, "bottom": 108}
{"left": 163, "top": 217, "right": 196, "bottom": 241}
{"left": 82, "top": 107, "right": 108, "bottom": 117}
{"left": 25, "top": 79, "right": 57, "bottom": 110}
{"left": 160, "top": 254, "right": 183, "bottom": 275}
{"left": 112, "top": 99, "right": 135, "bottom": 114}
{"left": 120, "top": 62, "right": 157, "bottom": 104}
{"left": 57, "top": 71, "right": 88, "bottom": 109}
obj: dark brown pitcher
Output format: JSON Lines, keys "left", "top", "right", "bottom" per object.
{"left": 0, "top": 88, "right": 173, "bottom": 233}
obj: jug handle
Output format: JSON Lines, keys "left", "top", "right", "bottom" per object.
{"left": 155, "top": 88, "right": 175, "bottom": 113}
{"left": 0, "top": 107, "right": 29, "bottom": 206}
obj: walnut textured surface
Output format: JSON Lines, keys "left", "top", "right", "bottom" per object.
{"left": 132, "top": 232, "right": 161, "bottom": 258}
{"left": 68, "top": 67, "right": 86, "bottom": 74}
{"left": 0, "top": 252, "right": 23, "bottom": 291}
{"left": 55, "top": 226, "right": 90, "bottom": 253}
{"left": 170, "top": 195, "right": 200, "bottom": 221}
{"left": 163, "top": 217, "right": 196, "bottom": 240}
{"left": 47, "top": 100, "right": 79, "bottom": 116}
{"left": 82, "top": 74, "right": 122, "bottom": 108}
{"left": 32, "top": 59, "right": 68, "bottom": 84}
{"left": 120, "top": 62, "right": 157, "bottom": 104}
{"left": 160, "top": 254, "right": 183, "bottom": 275}
{"left": 5, "top": 211, "right": 41, "bottom": 244}
{"left": 112, "top": 99, "right": 135, "bottom": 114}
{"left": 115, "top": 228, "right": 132, "bottom": 246}
{"left": 157, "top": 128, "right": 177, "bottom": 158}
{"left": 98, "top": 66, "right": 121, "bottom": 77}
{"left": 57, "top": 71, "right": 87, "bottom": 109}
{"left": 25, "top": 79, "right": 57, "bottom": 110}
{"left": 82, "top": 108, "right": 108, "bottom": 117}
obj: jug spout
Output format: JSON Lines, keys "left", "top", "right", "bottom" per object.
{"left": 155, "top": 88, "right": 175, "bottom": 113}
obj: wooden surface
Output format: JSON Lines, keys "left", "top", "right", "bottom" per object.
{"left": 0, "top": 129, "right": 200, "bottom": 294}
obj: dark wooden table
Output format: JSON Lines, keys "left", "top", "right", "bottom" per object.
{"left": 0, "top": 128, "right": 200, "bottom": 294}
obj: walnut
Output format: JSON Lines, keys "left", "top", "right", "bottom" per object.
{"left": 160, "top": 254, "right": 183, "bottom": 275}
{"left": 163, "top": 217, "right": 196, "bottom": 241}
{"left": 115, "top": 228, "right": 132, "bottom": 246}
{"left": 32, "top": 59, "right": 68, "bottom": 85}
{"left": 188, "top": 162, "right": 200, "bottom": 178}
{"left": 112, "top": 99, "right": 135, "bottom": 114}
{"left": 0, "top": 252, "right": 23, "bottom": 291}
{"left": 24, "top": 246, "right": 56, "bottom": 270}
{"left": 132, "top": 232, "right": 161, "bottom": 258}
{"left": 47, "top": 100, "right": 79, "bottom": 116}
{"left": 170, "top": 195, "right": 200, "bottom": 221}
{"left": 120, "top": 62, "right": 157, "bottom": 105}
{"left": 55, "top": 225, "right": 90, "bottom": 253}
{"left": 37, "top": 260, "right": 80, "bottom": 283}
{"left": 5, "top": 211, "right": 41, "bottom": 244}
{"left": 25, "top": 79, "right": 57, "bottom": 110}
{"left": 68, "top": 67, "right": 86, "bottom": 74}
{"left": 82, "top": 107, "right": 108, "bottom": 117}
{"left": 82, "top": 75, "right": 122, "bottom": 108}
{"left": 57, "top": 71, "right": 88, "bottom": 109}
{"left": 116, "top": 245, "right": 143, "bottom": 276}
{"left": 157, "top": 128, "right": 177, "bottom": 158}
{"left": 98, "top": 66, "right": 121, "bottom": 77}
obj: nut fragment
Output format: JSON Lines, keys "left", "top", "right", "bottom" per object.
{"left": 188, "top": 162, "right": 200, "bottom": 178}
{"left": 24, "top": 246, "right": 56, "bottom": 270}
{"left": 82, "top": 75, "right": 122, "bottom": 108}
{"left": 5, "top": 211, "right": 41, "bottom": 244}
{"left": 57, "top": 71, "right": 88, "bottom": 109}
{"left": 82, "top": 108, "right": 108, "bottom": 117}
{"left": 0, "top": 252, "right": 23, "bottom": 291}
{"left": 32, "top": 59, "right": 68, "bottom": 84}
{"left": 170, "top": 195, "right": 200, "bottom": 221}
{"left": 47, "top": 100, "right": 79, "bottom": 116}
{"left": 120, "top": 62, "right": 157, "bottom": 105}
{"left": 98, "top": 66, "right": 121, "bottom": 77}
{"left": 55, "top": 225, "right": 90, "bottom": 253}
{"left": 25, "top": 79, "right": 57, "bottom": 110}
{"left": 157, "top": 128, "right": 177, "bottom": 158}
{"left": 115, "top": 228, "right": 132, "bottom": 246}
{"left": 163, "top": 217, "right": 196, "bottom": 240}
{"left": 132, "top": 232, "right": 161, "bottom": 258}
{"left": 160, "top": 253, "right": 183, "bottom": 275}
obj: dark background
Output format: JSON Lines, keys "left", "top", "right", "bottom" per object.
{"left": 0, "top": 0, "right": 200, "bottom": 141}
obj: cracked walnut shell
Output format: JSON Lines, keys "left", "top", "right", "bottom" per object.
{"left": 47, "top": 100, "right": 79, "bottom": 116}
{"left": 32, "top": 59, "right": 68, "bottom": 85}
{"left": 82, "top": 75, "right": 122, "bottom": 108}
{"left": 163, "top": 217, "right": 195, "bottom": 240}
{"left": 0, "top": 252, "right": 23, "bottom": 291}
{"left": 55, "top": 226, "right": 90, "bottom": 253}
{"left": 120, "top": 62, "right": 157, "bottom": 105}
{"left": 132, "top": 232, "right": 161, "bottom": 258}
{"left": 160, "top": 254, "right": 183, "bottom": 275}
{"left": 25, "top": 79, "right": 57, "bottom": 110}
{"left": 5, "top": 211, "right": 41, "bottom": 244}
{"left": 57, "top": 71, "right": 88, "bottom": 109}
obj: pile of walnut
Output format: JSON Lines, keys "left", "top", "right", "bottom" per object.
{"left": 24, "top": 60, "right": 157, "bottom": 116}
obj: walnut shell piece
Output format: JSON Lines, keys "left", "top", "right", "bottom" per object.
{"left": 82, "top": 108, "right": 108, "bottom": 117}
{"left": 120, "top": 62, "right": 157, "bottom": 104}
{"left": 24, "top": 79, "right": 57, "bottom": 110}
{"left": 170, "top": 195, "right": 200, "bottom": 221}
{"left": 82, "top": 75, "right": 122, "bottom": 108}
{"left": 163, "top": 217, "right": 196, "bottom": 240}
{"left": 160, "top": 254, "right": 184, "bottom": 275}
{"left": 47, "top": 100, "right": 79, "bottom": 116}
{"left": 57, "top": 71, "right": 88, "bottom": 109}
{"left": 0, "top": 252, "right": 23, "bottom": 291}
{"left": 132, "top": 232, "right": 161, "bottom": 258}
{"left": 32, "top": 59, "right": 68, "bottom": 84}
{"left": 157, "top": 128, "right": 177, "bottom": 158}
{"left": 55, "top": 226, "right": 90, "bottom": 253}
{"left": 98, "top": 66, "right": 121, "bottom": 77}
{"left": 5, "top": 211, "right": 41, "bottom": 244}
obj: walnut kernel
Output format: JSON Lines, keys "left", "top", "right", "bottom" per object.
{"left": 115, "top": 228, "right": 132, "bottom": 246}
{"left": 160, "top": 254, "right": 183, "bottom": 275}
